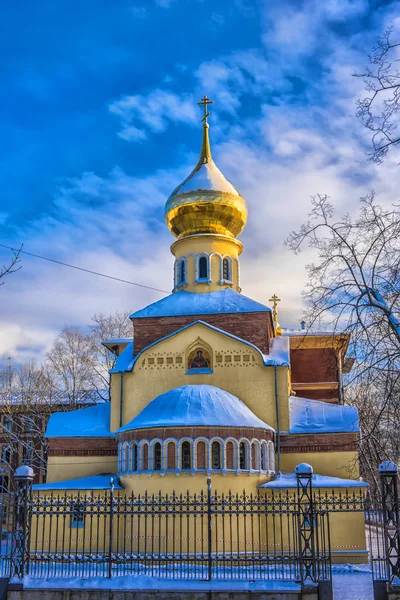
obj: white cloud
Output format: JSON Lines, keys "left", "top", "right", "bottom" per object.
{"left": 109, "top": 90, "right": 198, "bottom": 140}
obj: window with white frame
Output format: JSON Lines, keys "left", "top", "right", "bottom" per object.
{"left": 131, "top": 443, "right": 138, "bottom": 472}
{"left": 177, "top": 259, "right": 186, "bottom": 286}
{"left": 222, "top": 257, "right": 231, "bottom": 281}
{"left": 261, "top": 444, "right": 267, "bottom": 471}
{"left": 198, "top": 256, "right": 208, "bottom": 279}
{"left": 153, "top": 442, "right": 162, "bottom": 471}
{"left": 181, "top": 441, "right": 191, "bottom": 470}
{"left": 211, "top": 441, "right": 222, "bottom": 469}
{"left": 239, "top": 442, "right": 248, "bottom": 470}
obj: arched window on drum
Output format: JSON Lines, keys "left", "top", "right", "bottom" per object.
{"left": 131, "top": 443, "right": 138, "bottom": 472}
{"left": 211, "top": 441, "right": 222, "bottom": 470}
{"left": 153, "top": 442, "right": 162, "bottom": 471}
{"left": 181, "top": 441, "right": 192, "bottom": 470}
{"left": 222, "top": 257, "right": 231, "bottom": 281}
{"left": 177, "top": 260, "right": 186, "bottom": 285}
{"left": 239, "top": 441, "right": 248, "bottom": 470}
{"left": 198, "top": 256, "right": 208, "bottom": 279}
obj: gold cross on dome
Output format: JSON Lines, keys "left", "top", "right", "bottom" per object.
{"left": 269, "top": 294, "right": 281, "bottom": 313}
{"left": 197, "top": 95, "right": 213, "bottom": 125}
{"left": 269, "top": 294, "right": 281, "bottom": 322}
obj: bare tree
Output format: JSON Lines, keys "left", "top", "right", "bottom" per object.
{"left": 286, "top": 193, "right": 400, "bottom": 484}
{"left": 46, "top": 327, "right": 103, "bottom": 405}
{"left": 355, "top": 27, "right": 400, "bottom": 163}
{"left": 0, "top": 360, "right": 56, "bottom": 483}
{"left": 0, "top": 247, "right": 22, "bottom": 285}
{"left": 88, "top": 311, "right": 132, "bottom": 374}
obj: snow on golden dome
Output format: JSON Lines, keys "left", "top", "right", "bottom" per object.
{"left": 165, "top": 96, "right": 248, "bottom": 239}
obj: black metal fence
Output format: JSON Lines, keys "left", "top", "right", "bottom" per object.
{"left": 1, "top": 462, "right": 399, "bottom": 599}
{"left": 0, "top": 467, "right": 332, "bottom": 586}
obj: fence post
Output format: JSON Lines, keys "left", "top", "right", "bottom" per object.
{"left": 11, "top": 465, "right": 34, "bottom": 579}
{"left": 108, "top": 478, "right": 115, "bottom": 579}
{"left": 296, "top": 463, "right": 317, "bottom": 589}
{"left": 379, "top": 461, "right": 400, "bottom": 586}
{"left": 207, "top": 477, "right": 212, "bottom": 582}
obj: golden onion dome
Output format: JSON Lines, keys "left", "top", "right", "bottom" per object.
{"left": 165, "top": 97, "right": 248, "bottom": 239}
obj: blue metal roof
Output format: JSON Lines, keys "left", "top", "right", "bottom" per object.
{"left": 289, "top": 396, "right": 360, "bottom": 434}
{"left": 130, "top": 289, "right": 270, "bottom": 319}
{"left": 33, "top": 475, "right": 123, "bottom": 491}
{"left": 117, "top": 384, "right": 274, "bottom": 433}
{"left": 45, "top": 402, "right": 113, "bottom": 438}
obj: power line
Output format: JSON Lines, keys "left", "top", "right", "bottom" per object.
{"left": 0, "top": 243, "right": 169, "bottom": 295}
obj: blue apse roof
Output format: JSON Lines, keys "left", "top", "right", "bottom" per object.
{"left": 117, "top": 384, "right": 274, "bottom": 433}
{"left": 45, "top": 402, "right": 113, "bottom": 438}
{"left": 289, "top": 396, "right": 360, "bottom": 434}
{"left": 33, "top": 475, "right": 123, "bottom": 491}
{"left": 130, "top": 289, "right": 271, "bottom": 319}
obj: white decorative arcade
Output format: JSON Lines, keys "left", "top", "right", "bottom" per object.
{"left": 118, "top": 436, "right": 275, "bottom": 476}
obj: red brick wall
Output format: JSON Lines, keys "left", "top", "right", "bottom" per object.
{"left": 49, "top": 437, "right": 117, "bottom": 457}
{"left": 290, "top": 348, "right": 339, "bottom": 384}
{"left": 132, "top": 312, "right": 273, "bottom": 356}
{"left": 292, "top": 389, "right": 339, "bottom": 402}
{"left": 118, "top": 426, "right": 273, "bottom": 443}
{"left": 281, "top": 432, "right": 357, "bottom": 453}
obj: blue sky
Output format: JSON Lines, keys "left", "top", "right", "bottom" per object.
{"left": 1, "top": 0, "right": 400, "bottom": 361}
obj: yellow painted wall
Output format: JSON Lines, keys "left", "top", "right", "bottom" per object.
{"left": 110, "top": 322, "right": 288, "bottom": 433}
{"left": 119, "top": 471, "right": 269, "bottom": 495}
{"left": 281, "top": 451, "right": 360, "bottom": 479}
{"left": 47, "top": 455, "right": 118, "bottom": 483}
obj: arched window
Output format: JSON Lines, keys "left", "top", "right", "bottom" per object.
{"left": 239, "top": 442, "right": 247, "bottom": 470}
{"left": 122, "top": 444, "right": 129, "bottom": 472}
{"left": 261, "top": 444, "right": 267, "bottom": 471}
{"left": 211, "top": 441, "right": 222, "bottom": 470}
{"left": 199, "top": 256, "right": 208, "bottom": 279}
{"left": 153, "top": 442, "right": 162, "bottom": 471}
{"left": 222, "top": 258, "right": 230, "bottom": 281}
{"left": 181, "top": 441, "right": 191, "bottom": 470}
{"left": 131, "top": 443, "right": 138, "bottom": 472}
{"left": 177, "top": 260, "right": 185, "bottom": 285}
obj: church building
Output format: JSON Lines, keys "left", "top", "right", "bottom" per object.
{"left": 35, "top": 97, "right": 367, "bottom": 562}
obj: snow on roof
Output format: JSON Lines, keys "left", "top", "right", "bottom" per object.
{"left": 111, "top": 321, "right": 287, "bottom": 374}
{"left": 45, "top": 402, "right": 113, "bottom": 438}
{"left": 281, "top": 327, "right": 347, "bottom": 337}
{"left": 33, "top": 475, "right": 123, "bottom": 491}
{"left": 130, "top": 289, "right": 270, "bottom": 319}
{"left": 117, "top": 384, "right": 274, "bottom": 433}
{"left": 102, "top": 338, "right": 133, "bottom": 346}
{"left": 269, "top": 336, "right": 290, "bottom": 366}
{"left": 289, "top": 396, "right": 360, "bottom": 434}
{"left": 169, "top": 158, "right": 240, "bottom": 198}
{"left": 110, "top": 341, "right": 135, "bottom": 373}
{"left": 259, "top": 472, "right": 368, "bottom": 489}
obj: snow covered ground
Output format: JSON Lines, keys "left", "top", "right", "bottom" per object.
{"left": 12, "top": 564, "right": 376, "bottom": 599}
{"left": 333, "top": 573, "right": 373, "bottom": 600}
